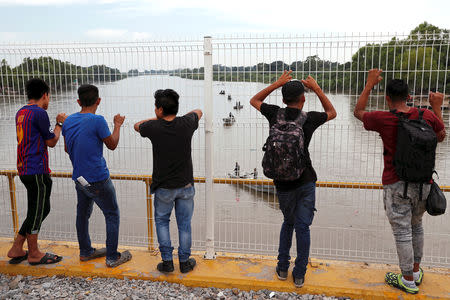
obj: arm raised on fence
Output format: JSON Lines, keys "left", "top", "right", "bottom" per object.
{"left": 103, "top": 114, "right": 125, "bottom": 150}
{"left": 185, "top": 109, "right": 203, "bottom": 120}
{"left": 250, "top": 70, "right": 292, "bottom": 111}
{"left": 429, "top": 91, "right": 446, "bottom": 142}
{"left": 134, "top": 117, "right": 157, "bottom": 132}
{"left": 354, "top": 69, "right": 383, "bottom": 121}
{"left": 302, "top": 76, "right": 337, "bottom": 121}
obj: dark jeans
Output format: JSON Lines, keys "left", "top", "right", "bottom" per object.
{"left": 276, "top": 181, "right": 316, "bottom": 278}
{"left": 18, "top": 174, "right": 52, "bottom": 236}
{"left": 154, "top": 185, "right": 195, "bottom": 262}
{"left": 75, "top": 177, "right": 120, "bottom": 261}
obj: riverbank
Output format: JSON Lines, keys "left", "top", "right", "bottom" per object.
{"left": 0, "top": 238, "right": 449, "bottom": 299}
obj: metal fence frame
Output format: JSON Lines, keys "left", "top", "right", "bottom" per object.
{"left": 1, "top": 34, "right": 449, "bottom": 267}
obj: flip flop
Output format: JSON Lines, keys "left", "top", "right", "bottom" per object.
{"left": 29, "top": 253, "right": 62, "bottom": 266}
{"left": 106, "top": 250, "right": 132, "bottom": 268}
{"left": 8, "top": 251, "right": 28, "bottom": 265}
{"left": 80, "top": 248, "right": 107, "bottom": 262}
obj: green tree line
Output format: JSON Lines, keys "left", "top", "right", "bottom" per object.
{"left": 1, "top": 56, "right": 126, "bottom": 95}
{"left": 173, "top": 22, "right": 450, "bottom": 94}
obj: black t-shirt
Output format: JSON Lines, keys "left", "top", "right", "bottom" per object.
{"left": 260, "top": 103, "right": 327, "bottom": 191}
{"left": 139, "top": 112, "right": 199, "bottom": 193}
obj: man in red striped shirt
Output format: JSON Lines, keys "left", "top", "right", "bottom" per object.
{"left": 7, "top": 78, "right": 67, "bottom": 266}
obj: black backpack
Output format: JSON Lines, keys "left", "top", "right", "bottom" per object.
{"left": 262, "top": 109, "right": 307, "bottom": 181}
{"left": 392, "top": 108, "right": 437, "bottom": 183}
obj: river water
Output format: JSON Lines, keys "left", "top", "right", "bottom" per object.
{"left": 0, "top": 75, "right": 449, "bottom": 266}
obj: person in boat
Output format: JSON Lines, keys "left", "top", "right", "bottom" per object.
{"left": 234, "top": 162, "right": 240, "bottom": 176}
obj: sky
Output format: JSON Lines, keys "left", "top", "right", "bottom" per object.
{"left": 0, "top": 0, "right": 449, "bottom": 42}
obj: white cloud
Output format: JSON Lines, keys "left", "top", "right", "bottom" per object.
{"left": 86, "top": 28, "right": 151, "bottom": 40}
{"left": 104, "top": 0, "right": 450, "bottom": 34}
{"left": 0, "top": 0, "right": 124, "bottom": 5}
{"left": 0, "top": 32, "right": 17, "bottom": 40}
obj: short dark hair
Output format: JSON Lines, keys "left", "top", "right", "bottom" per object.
{"left": 154, "top": 89, "right": 179, "bottom": 115}
{"left": 26, "top": 78, "right": 49, "bottom": 100}
{"left": 281, "top": 80, "right": 304, "bottom": 104}
{"left": 77, "top": 84, "right": 99, "bottom": 107}
{"left": 386, "top": 79, "right": 409, "bottom": 102}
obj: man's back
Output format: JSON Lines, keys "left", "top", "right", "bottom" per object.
{"left": 139, "top": 112, "right": 199, "bottom": 192}
{"left": 16, "top": 104, "right": 55, "bottom": 175}
{"left": 62, "top": 112, "right": 111, "bottom": 183}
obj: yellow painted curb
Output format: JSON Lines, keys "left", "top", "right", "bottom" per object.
{"left": 0, "top": 238, "right": 449, "bottom": 299}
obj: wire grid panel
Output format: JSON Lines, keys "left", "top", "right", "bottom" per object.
{"left": 0, "top": 41, "right": 208, "bottom": 250}
{"left": 211, "top": 33, "right": 450, "bottom": 267}
{"left": 0, "top": 35, "right": 449, "bottom": 267}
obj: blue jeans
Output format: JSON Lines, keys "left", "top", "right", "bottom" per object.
{"left": 154, "top": 185, "right": 195, "bottom": 262}
{"left": 75, "top": 177, "right": 120, "bottom": 261}
{"left": 276, "top": 181, "right": 316, "bottom": 278}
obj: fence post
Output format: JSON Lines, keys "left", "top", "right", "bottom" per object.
{"left": 7, "top": 174, "right": 19, "bottom": 236}
{"left": 145, "top": 179, "right": 155, "bottom": 251}
{"left": 203, "top": 36, "right": 216, "bottom": 259}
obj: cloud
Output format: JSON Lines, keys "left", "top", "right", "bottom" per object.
{"left": 0, "top": 0, "right": 126, "bottom": 5}
{"left": 86, "top": 28, "right": 151, "bottom": 40}
{"left": 103, "top": 0, "right": 450, "bottom": 34}
{"left": 0, "top": 32, "right": 17, "bottom": 40}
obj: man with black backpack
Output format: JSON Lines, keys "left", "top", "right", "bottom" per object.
{"left": 250, "top": 70, "right": 337, "bottom": 288}
{"left": 354, "top": 69, "right": 446, "bottom": 294}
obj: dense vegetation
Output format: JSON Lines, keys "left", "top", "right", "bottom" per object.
{"left": 173, "top": 22, "right": 450, "bottom": 94}
{"left": 0, "top": 57, "right": 125, "bottom": 95}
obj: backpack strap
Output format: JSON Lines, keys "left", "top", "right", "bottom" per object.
{"left": 294, "top": 110, "right": 308, "bottom": 127}
{"left": 419, "top": 183, "right": 423, "bottom": 201}
{"left": 418, "top": 108, "right": 425, "bottom": 120}
{"left": 390, "top": 109, "right": 406, "bottom": 120}
{"left": 275, "top": 108, "right": 307, "bottom": 126}
{"left": 275, "top": 108, "right": 287, "bottom": 123}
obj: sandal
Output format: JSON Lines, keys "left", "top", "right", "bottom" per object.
{"left": 29, "top": 253, "right": 62, "bottom": 266}
{"left": 80, "top": 248, "right": 107, "bottom": 262}
{"left": 8, "top": 251, "right": 28, "bottom": 265}
{"left": 106, "top": 250, "right": 132, "bottom": 268}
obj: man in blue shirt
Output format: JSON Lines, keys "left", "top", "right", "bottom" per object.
{"left": 63, "top": 84, "right": 132, "bottom": 267}
{"left": 7, "top": 78, "right": 67, "bottom": 266}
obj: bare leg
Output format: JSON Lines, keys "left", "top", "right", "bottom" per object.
{"left": 26, "top": 234, "right": 46, "bottom": 263}
{"left": 7, "top": 234, "right": 27, "bottom": 258}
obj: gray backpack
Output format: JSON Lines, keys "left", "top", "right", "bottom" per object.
{"left": 262, "top": 108, "right": 307, "bottom": 181}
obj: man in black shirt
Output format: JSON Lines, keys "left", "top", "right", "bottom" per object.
{"left": 134, "top": 89, "right": 202, "bottom": 274}
{"left": 250, "top": 70, "right": 336, "bottom": 287}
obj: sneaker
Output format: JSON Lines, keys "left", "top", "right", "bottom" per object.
{"left": 293, "top": 275, "right": 304, "bottom": 288}
{"left": 276, "top": 266, "right": 288, "bottom": 281}
{"left": 415, "top": 268, "right": 424, "bottom": 286}
{"left": 157, "top": 260, "right": 174, "bottom": 273}
{"left": 180, "top": 258, "right": 196, "bottom": 273}
{"left": 385, "top": 272, "right": 419, "bottom": 294}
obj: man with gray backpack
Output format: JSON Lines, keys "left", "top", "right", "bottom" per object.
{"left": 250, "top": 70, "right": 336, "bottom": 287}
{"left": 354, "top": 69, "right": 446, "bottom": 294}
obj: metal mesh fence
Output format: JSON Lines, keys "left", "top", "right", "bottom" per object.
{"left": 0, "top": 34, "right": 449, "bottom": 267}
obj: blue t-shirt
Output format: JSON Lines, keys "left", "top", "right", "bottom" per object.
{"left": 62, "top": 113, "right": 111, "bottom": 183}
{"left": 16, "top": 104, "right": 55, "bottom": 176}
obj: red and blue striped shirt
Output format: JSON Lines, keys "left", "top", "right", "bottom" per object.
{"left": 16, "top": 104, "right": 55, "bottom": 175}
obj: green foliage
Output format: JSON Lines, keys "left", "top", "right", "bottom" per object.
{"left": 175, "top": 22, "right": 450, "bottom": 94}
{"left": 0, "top": 56, "right": 126, "bottom": 95}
